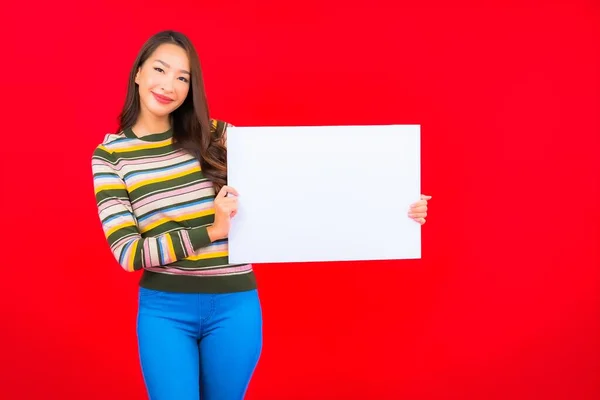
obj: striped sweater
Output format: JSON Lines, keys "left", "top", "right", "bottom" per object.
{"left": 91, "top": 119, "right": 256, "bottom": 293}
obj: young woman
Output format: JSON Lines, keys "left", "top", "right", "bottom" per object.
{"left": 91, "top": 30, "right": 431, "bottom": 400}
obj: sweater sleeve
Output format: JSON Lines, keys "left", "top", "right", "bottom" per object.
{"left": 91, "top": 145, "right": 213, "bottom": 272}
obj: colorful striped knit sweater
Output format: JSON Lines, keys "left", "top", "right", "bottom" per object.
{"left": 91, "top": 119, "right": 256, "bottom": 293}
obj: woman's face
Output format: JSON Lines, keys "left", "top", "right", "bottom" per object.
{"left": 135, "top": 43, "right": 191, "bottom": 120}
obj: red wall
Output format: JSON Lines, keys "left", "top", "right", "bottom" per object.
{"left": 2, "top": 1, "right": 599, "bottom": 399}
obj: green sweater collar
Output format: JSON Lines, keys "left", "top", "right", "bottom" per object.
{"left": 124, "top": 127, "right": 173, "bottom": 142}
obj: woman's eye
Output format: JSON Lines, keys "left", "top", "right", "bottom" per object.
{"left": 154, "top": 67, "right": 164, "bottom": 73}
{"left": 179, "top": 77, "right": 189, "bottom": 83}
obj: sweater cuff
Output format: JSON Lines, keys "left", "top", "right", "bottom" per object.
{"left": 187, "top": 226, "right": 212, "bottom": 251}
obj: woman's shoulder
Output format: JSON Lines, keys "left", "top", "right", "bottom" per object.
{"left": 91, "top": 131, "right": 128, "bottom": 159}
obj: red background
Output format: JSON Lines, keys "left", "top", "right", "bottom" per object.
{"left": 2, "top": 1, "right": 599, "bottom": 399}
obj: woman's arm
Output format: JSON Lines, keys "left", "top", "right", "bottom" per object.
{"left": 91, "top": 146, "right": 214, "bottom": 272}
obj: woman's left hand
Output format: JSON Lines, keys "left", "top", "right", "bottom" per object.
{"left": 408, "top": 194, "right": 432, "bottom": 225}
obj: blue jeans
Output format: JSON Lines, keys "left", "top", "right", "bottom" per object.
{"left": 136, "top": 287, "right": 263, "bottom": 400}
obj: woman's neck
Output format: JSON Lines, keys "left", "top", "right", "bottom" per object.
{"left": 133, "top": 112, "right": 171, "bottom": 137}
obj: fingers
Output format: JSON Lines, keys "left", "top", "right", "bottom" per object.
{"left": 215, "top": 186, "right": 239, "bottom": 210}
{"left": 227, "top": 197, "right": 238, "bottom": 217}
{"left": 410, "top": 195, "right": 430, "bottom": 212}
{"left": 408, "top": 195, "right": 430, "bottom": 225}
{"left": 226, "top": 186, "right": 239, "bottom": 196}
{"left": 411, "top": 195, "right": 431, "bottom": 208}
{"left": 216, "top": 186, "right": 228, "bottom": 198}
{"left": 408, "top": 215, "right": 426, "bottom": 224}
{"left": 216, "top": 185, "right": 239, "bottom": 198}
{"left": 219, "top": 197, "right": 238, "bottom": 212}
{"left": 409, "top": 202, "right": 427, "bottom": 215}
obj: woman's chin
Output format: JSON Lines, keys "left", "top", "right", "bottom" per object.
{"left": 147, "top": 104, "right": 175, "bottom": 119}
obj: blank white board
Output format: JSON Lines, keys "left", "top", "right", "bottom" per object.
{"left": 226, "top": 124, "right": 421, "bottom": 264}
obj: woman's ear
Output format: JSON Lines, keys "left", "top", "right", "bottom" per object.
{"left": 135, "top": 67, "right": 141, "bottom": 85}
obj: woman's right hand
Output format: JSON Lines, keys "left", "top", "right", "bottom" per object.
{"left": 207, "top": 185, "right": 239, "bottom": 241}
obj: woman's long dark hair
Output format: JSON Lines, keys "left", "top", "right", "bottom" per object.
{"left": 117, "top": 30, "right": 227, "bottom": 192}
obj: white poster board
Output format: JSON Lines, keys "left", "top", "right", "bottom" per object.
{"left": 226, "top": 124, "right": 421, "bottom": 263}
